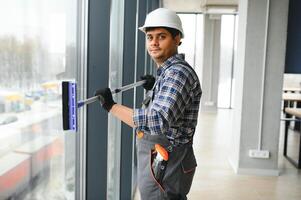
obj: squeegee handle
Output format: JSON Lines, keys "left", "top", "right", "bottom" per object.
{"left": 77, "top": 80, "right": 146, "bottom": 108}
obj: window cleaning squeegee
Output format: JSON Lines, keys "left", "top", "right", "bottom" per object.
{"left": 62, "top": 80, "right": 146, "bottom": 131}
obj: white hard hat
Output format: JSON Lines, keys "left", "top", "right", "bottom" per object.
{"left": 139, "top": 8, "right": 184, "bottom": 38}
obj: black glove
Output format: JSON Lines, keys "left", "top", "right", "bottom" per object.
{"left": 94, "top": 88, "right": 116, "bottom": 112}
{"left": 140, "top": 75, "right": 155, "bottom": 90}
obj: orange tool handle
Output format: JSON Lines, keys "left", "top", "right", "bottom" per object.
{"left": 155, "top": 144, "right": 169, "bottom": 161}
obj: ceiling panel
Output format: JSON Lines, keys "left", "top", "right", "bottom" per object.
{"left": 162, "top": 0, "right": 238, "bottom": 13}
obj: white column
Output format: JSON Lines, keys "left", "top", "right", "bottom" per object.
{"left": 201, "top": 14, "right": 221, "bottom": 112}
{"left": 229, "top": 0, "right": 289, "bottom": 176}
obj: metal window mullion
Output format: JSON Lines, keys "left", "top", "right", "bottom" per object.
{"left": 76, "top": 0, "right": 89, "bottom": 199}
{"left": 107, "top": 0, "right": 125, "bottom": 199}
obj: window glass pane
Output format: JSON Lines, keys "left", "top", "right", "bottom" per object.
{"left": 218, "top": 15, "right": 236, "bottom": 108}
{"left": 231, "top": 16, "right": 239, "bottom": 109}
{"left": 195, "top": 14, "right": 204, "bottom": 83}
{"left": 178, "top": 14, "right": 196, "bottom": 67}
{"left": 107, "top": 0, "right": 123, "bottom": 199}
{"left": 0, "top": 0, "right": 78, "bottom": 199}
{"left": 178, "top": 14, "right": 203, "bottom": 82}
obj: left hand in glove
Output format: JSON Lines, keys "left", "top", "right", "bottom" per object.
{"left": 94, "top": 88, "right": 116, "bottom": 112}
{"left": 140, "top": 74, "right": 155, "bottom": 90}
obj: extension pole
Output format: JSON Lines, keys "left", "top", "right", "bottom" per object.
{"left": 77, "top": 80, "right": 146, "bottom": 108}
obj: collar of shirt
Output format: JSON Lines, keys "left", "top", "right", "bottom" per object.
{"left": 156, "top": 53, "right": 185, "bottom": 77}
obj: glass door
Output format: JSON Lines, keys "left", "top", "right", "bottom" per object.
{"left": 0, "top": 0, "right": 79, "bottom": 199}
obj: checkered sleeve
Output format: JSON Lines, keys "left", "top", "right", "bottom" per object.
{"left": 133, "top": 66, "right": 192, "bottom": 135}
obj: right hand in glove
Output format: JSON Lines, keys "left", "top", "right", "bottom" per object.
{"left": 140, "top": 74, "right": 155, "bottom": 90}
{"left": 94, "top": 88, "right": 116, "bottom": 112}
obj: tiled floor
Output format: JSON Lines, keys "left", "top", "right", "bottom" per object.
{"left": 188, "top": 109, "right": 301, "bottom": 200}
{"left": 135, "top": 109, "right": 301, "bottom": 200}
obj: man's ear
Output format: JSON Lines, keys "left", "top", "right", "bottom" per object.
{"left": 175, "top": 34, "right": 181, "bottom": 46}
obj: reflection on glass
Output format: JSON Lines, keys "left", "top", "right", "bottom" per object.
{"left": 0, "top": 0, "right": 77, "bottom": 199}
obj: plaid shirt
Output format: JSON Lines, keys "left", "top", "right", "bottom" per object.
{"left": 133, "top": 54, "right": 202, "bottom": 146}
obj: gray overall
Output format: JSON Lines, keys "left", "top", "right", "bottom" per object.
{"left": 136, "top": 89, "right": 197, "bottom": 200}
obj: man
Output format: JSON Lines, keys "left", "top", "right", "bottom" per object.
{"left": 95, "top": 8, "right": 202, "bottom": 200}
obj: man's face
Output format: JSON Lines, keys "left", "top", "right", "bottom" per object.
{"left": 146, "top": 28, "right": 180, "bottom": 66}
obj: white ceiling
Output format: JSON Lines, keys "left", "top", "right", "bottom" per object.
{"left": 162, "top": 0, "right": 239, "bottom": 13}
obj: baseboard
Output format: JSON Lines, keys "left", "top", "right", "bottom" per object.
{"left": 228, "top": 157, "right": 238, "bottom": 174}
{"left": 237, "top": 167, "right": 279, "bottom": 176}
{"left": 200, "top": 106, "right": 217, "bottom": 112}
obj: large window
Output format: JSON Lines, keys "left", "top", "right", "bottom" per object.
{"left": 217, "top": 15, "right": 238, "bottom": 108}
{"left": 0, "top": 0, "right": 78, "bottom": 199}
{"left": 178, "top": 13, "right": 204, "bottom": 82}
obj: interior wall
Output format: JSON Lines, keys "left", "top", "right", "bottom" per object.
{"left": 230, "top": 0, "right": 289, "bottom": 175}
